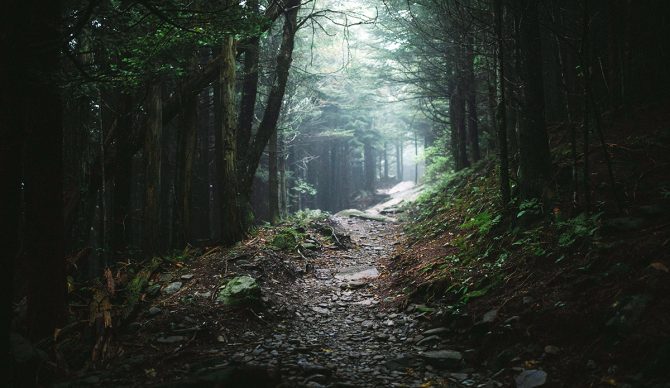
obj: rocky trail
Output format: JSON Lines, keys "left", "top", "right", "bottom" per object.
{"left": 63, "top": 183, "right": 503, "bottom": 387}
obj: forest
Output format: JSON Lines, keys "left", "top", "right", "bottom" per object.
{"left": 2, "top": 0, "right": 670, "bottom": 386}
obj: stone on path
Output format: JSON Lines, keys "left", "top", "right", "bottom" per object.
{"left": 420, "top": 350, "right": 463, "bottom": 369}
{"left": 515, "top": 369, "right": 547, "bottom": 388}
{"left": 217, "top": 275, "right": 261, "bottom": 306}
{"left": 163, "top": 281, "right": 182, "bottom": 294}
{"left": 335, "top": 266, "right": 379, "bottom": 281}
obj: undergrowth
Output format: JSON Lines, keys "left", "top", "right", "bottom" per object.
{"left": 400, "top": 157, "right": 602, "bottom": 314}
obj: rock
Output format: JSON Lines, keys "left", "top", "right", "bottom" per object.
{"left": 341, "top": 280, "right": 369, "bottom": 289}
{"left": 180, "top": 274, "right": 194, "bottom": 280}
{"left": 163, "top": 281, "right": 183, "bottom": 294}
{"left": 216, "top": 276, "right": 261, "bottom": 306}
{"left": 450, "top": 372, "right": 469, "bottom": 381}
{"left": 335, "top": 266, "right": 379, "bottom": 281}
{"left": 482, "top": 308, "right": 499, "bottom": 323}
{"left": 195, "top": 291, "right": 211, "bottom": 298}
{"left": 304, "top": 374, "right": 328, "bottom": 385}
{"left": 606, "top": 293, "right": 651, "bottom": 333}
{"left": 420, "top": 350, "right": 463, "bottom": 369}
{"left": 297, "top": 360, "right": 331, "bottom": 376}
{"left": 522, "top": 296, "right": 534, "bottom": 305}
{"left": 335, "top": 209, "right": 394, "bottom": 222}
{"left": 156, "top": 335, "right": 186, "bottom": 344}
{"left": 515, "top": 369, "right": 547, "bottom": 388}
{"left": 148, "top": 306, "right": 162, "bottom": 316}
{"left": 416, "top": 335, "right": 441, "bottom": 347}
{"left": 302, "top": 243, "right": 319, "bottom": 250}
{"left": 544, "top": 345, "right": 560, "bottom": 355}
{"left": 312, "top": 306, "right": 330, "bottom": 315}
{"left": 385, "top": 355, "right": 416, "bottom": 371}
{"left": 423, "top": 327, "right": 449, "bottom": 336}
{"left": 146, "top": 284, "right": 161, "bottom": 297}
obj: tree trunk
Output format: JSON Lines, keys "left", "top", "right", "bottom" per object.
{"left": 383, "top": 141, "right": 389, "bottom": 179}
{"left": 495, "top": 0, "right": 511, "bottom": 205}
{"left": 112, "top": 94, "right": 134, "bottom": 254}
{"left": 517, "top": 0, "right": 552, "bottom": 200}
{"left": 241, "top": 0, "right": 301, "bottom": 201}
{"left": 217, "top": 32, "right": 245, "bottom": 246}
{"left": 278, "top": 131, "right": 288, "bottom": 217}
{"left": 268, "top": 127, "right": 279, "bottom": 221}
{"left": 175, "top": 96, "right": 198, "bottom": 247}
{"left": 143, "top": 84, "right": 163, "bottom": 256}
{"left": 237, "top": 0, "right": 260, "bottom": 154}
{"left": 465, "top": 35, "right": 481, "bottom": 163}
{"left": 450, "top": 83, "right": 469, "bottom": 171}
{"left": 364, "top": 140, "right": 375, "bottom": 192}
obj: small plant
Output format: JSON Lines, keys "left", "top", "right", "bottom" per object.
{"left": 460, "top": 211, "right": 501, "bottom": 234}
{"left": 517, "top": 198, "right": 543, "bottom": 219}
{"left": 557, "top": 212, "right": 601, "bottom": 248}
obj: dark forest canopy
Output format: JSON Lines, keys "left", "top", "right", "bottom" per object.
{"left": 2, "top": 0, "right": 670, "bottom": 384}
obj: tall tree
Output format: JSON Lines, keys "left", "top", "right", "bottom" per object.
{"left": 517, "top": 0, "right": 552, "bottom": 200}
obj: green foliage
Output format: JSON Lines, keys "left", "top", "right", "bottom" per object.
{"left": 291, "top": 178, "right": 317, "bottom": 197}
{"left": 460, "top": 211, "right": 501, "bottom": 234}
{"left": 292, "top": 209, "right": 330, "bottom": 226}
{"left": 517, "top": 198, "right": 543, "bottom": 219}
{"left": 557, "top": 212, "right": 601, "bottom": 248}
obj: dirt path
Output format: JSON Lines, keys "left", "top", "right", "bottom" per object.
{"left": 68, "top": 185, "right": 494, "bottom": 387}
{"left": 206, "top": 215, "right": 476, "bottom": 387}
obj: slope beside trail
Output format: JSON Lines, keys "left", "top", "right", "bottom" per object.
{"left": 65, "top": 182, "right": 497, "bottom": 387}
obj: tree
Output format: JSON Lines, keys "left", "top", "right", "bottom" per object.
{"left": 516, "top": 0, "right": 552, "bottom": 200}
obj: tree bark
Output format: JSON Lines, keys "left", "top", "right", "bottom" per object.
{"left": 240, "top": 0, "right": 301, "bottom": 200}
{"left": 268, "top": 127, "right": 279, "bottom": 221}
{"left": 143, "top": 84, "right": 163, "bottom": 256}
{"left": 450, "top": 83, "right": 469, "bottom": 171}
{"left": 364, "top": 140, "right": 376, "bottom": 192}
{"left": 175, "top": 96, "right": 198, "bottom": 247}
{"left": 465, "top": 35, "right": 481, "bottom": 163}
{"left": 217, "top": 32, "right": 245, "bottom": 246}
{"left": 495, "top": 0, "right": 511, "bottom": 205}
{"left": 517, "top": 0, "right": 552, "bottom": 200}
{"left": 237, "top": 0, "right": 260, "bottom": 154}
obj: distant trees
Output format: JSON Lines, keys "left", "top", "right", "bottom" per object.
{"left": 382, "top": 0, "right": 670, "bottom": 208}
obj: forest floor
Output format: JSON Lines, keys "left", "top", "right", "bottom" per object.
{"left": 45, "top": 102, "right": 670, "bottom": 388}
{"left": 58, "top": 182, "right": 502, "bottom": 387}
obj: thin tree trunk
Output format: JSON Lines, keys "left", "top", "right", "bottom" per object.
{"left": 465, "top": 35, "right": 480, "bottom": 163}
{"left": 217, "top": 32, "right": 244, "bottom": 246}
{"left": 383, "top": 141, "right": 389, "bottom": 179}
{"left": 241, "top": 0, "right": 301, "bottom": 200}
{"left": 580, "top": 0, "right": 591, "bottom": 212}
{"left": 237, "top": 0, "right": 260, "bottom": 154}
{"left": 143, "top": 84, "right": 163, "bottom": 256}
{"left": 364, "top": 140, "right": 375, "bottom": 192}
{"left": 112, "top": 95, "right": 134, "bottom": 254}
{"left": 268, "top": 127, "right": 279, "bottom": 221}
{"left": 495, "top": 0, "right": 511, "bottom": 205}
{"left": 278, "top": 132, "right": 287, "bottom": 217}
{"left": 517, "top": 0, "right": 552, "bottom": 200}
{"left": 175, "top": 96, "right": 198, "bottom": 246}
{"left": 451, "top": 83, "right": 469, "bottom": 171}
